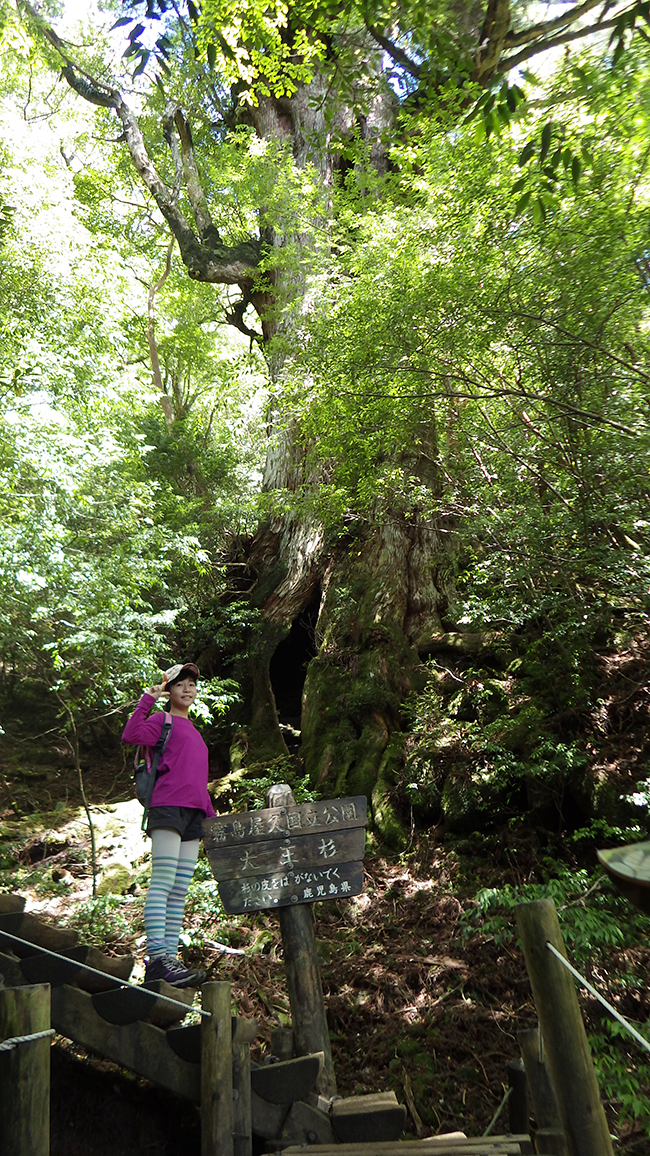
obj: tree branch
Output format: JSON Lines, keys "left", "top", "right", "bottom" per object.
{"left": 147, "top": 240, "right": 175, "bottom": 425}
{"left": 504, "top": 0, "right": 610, "bottom": 48}
{"left": 173, "top": 108, "right": 221, "bottom": 245}
{"left": 365, "top": 24, "right": 421, "bottom": 78}
{"left": 20, "top": 0, "right": 262, "bottom": 288}
{"left": 498, "top": 15, "right": 621, "bottom": 71}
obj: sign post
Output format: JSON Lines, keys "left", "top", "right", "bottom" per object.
{"left": 203, "top": 784, "right": 368, "bottom": 1098}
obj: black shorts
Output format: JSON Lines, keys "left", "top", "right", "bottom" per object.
{"left": 147, "top": 807, "right": 205, "bottom": 842}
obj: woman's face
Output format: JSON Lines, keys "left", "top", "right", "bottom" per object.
{"left": 168, "top": 676, "right": 197, "bottom": 711}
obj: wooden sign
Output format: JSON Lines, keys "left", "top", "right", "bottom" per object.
{"left": 203, "top": 796, "right": 366, "bottom": 849}
{"left": 208, "top": 827, "right": 365, "bottom": 881}
{"left": 218, "top": 861, "right": 364, "bottom": 913}
{"left": 204, "top": 795, "right": 367, "bottom": 915}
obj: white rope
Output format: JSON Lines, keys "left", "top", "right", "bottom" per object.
{"left": 0, "top": 1028, "right": 55, "bottom": 1053}
{"left": 0, "top": 930, "right": 210, "bottom": 1018}
{"left": 546, "top": 941, "right": 650, "bottom": 1055}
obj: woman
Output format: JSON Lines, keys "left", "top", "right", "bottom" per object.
{"left": 122, "top": 661, "right": 214, "bottom": 987}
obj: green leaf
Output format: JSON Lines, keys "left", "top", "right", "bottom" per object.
{"left": 214, "top": 31, "right": 236, "bottom": 61}
{"left": 540, "top": 123, "right": 552, "bottom": 163}
{"left": 133, "top": 51, "right": 150, "bottom": 78}
{"left": 506, "top": 87, "right": 517, "bottom": 112}
{"left": 187, "top": 0, "right": 199, "bottom": 22}
{"left": 207, "top": 43, "right": 217, "bottom": 69}
{"left": 510, "top": 176, "right": 527, "bottom": 195}
{"left": 518, "top": 141, "right": 535, "bottom": 166}
{"left": 514, "top": 190, "right": 531, "bottom": 215}
{"left": 128, "top": 23, "right": 146, "bottom": 41}
{"left": 572, "top": 156, "right": 582, "bottom": 185}
{"left": 110, "top": 16, "right": 133, "bottom": 30}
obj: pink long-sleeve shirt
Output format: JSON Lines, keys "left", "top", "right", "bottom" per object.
{"left": 122, "top": 693, "right": 215, "bottom": 817}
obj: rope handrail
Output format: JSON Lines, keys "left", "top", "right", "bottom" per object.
{"left": 546, "top": 940, "right": 650, "bottom": 1055}
{"left": 0, "top": 1028, "right": 55, "bottom": 1053}
{"left": 0, "top": 929, "right": 211, "bottom": 1018}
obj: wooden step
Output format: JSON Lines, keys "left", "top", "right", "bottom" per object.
{"left": 0, "top": 949, "right": 27, "bottom": 987}
{"left": 0, "top": 912, "right": 79, "bottom": 955}
{"left": 65, "top": 946, "right": 134, "bottom": 993}
{"left": 166, "top": 1022, "right": 201, "bottom": 1062}
{"left": 10, "top": 939, "right": 134, "bottom": 992}
{"left": 143, "top": 980, "right": 196, "bottom": 1028}
{"left": 92, "top": 980, "right": 194, "bottom": 1027}
{"left": 279, "top": 1099, "right": 335, "bottom": 1147}
{"left": 0, "top": 893, "right": 26, "bottom": 914}
{"left": 331, "top": 1092, "right": 406, "bottom": 1144}
{"left": 251, "top": 1053, "right": 323, "bottom": 1104}
{"left": 20, "top": 951, "right": 83, "bottom": 987}
{"left": 51, "top": 984, "right": 200, "bottom": 1101}
{"left": 166, "top": 1016, "right": 258, "bottom": 1063}
{"left": 282, "top": 1136, "right": 530, "bottom": 1155}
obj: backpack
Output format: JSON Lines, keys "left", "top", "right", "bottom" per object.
{"left": 134, "top": 712, "right": 173, "bottom": 832}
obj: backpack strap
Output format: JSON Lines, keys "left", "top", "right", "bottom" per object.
{"left": 141, "top": 712, "right": 173, "bottom": 833}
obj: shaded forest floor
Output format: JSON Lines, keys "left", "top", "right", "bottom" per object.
{"left": 2, "top": 789, "right": 650, "bottom": 1153}
{"left": 2, "top": 633, "right": 650, "bottom": 1154}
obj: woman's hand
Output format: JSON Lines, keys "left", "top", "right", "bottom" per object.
{"left": 146, "top": 683, "right": 169, "bottom": 700}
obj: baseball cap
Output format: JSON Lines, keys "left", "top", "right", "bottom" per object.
{"left": 162, "top": 662, "right": 200, "bottom": 688}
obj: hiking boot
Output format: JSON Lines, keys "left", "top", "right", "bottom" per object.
{"left": 145, "top": 953, "right": 206, "bottom": 988}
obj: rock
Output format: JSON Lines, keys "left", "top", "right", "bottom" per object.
{"left": 96, "top": 862, "right": 133, "bottom": 896}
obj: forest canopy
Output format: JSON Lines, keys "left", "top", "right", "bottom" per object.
{"left": 1, "top": 0, "right": 649, "bottom": 838}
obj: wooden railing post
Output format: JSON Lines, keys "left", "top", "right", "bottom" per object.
{"left": 201, "top": 981, "right": 233, "bottom": 1156}
{"left": 515, "top": 899, "right": 614, "bottom": 1156}
{"left": 232, "top": 1016, "right": 256, "bottom": 1156}
{"left": 0, "top": 983, "right": 51, "bottom": 1156}
{"left": 266, "top": 784, "right": 336, "bottom": 1096}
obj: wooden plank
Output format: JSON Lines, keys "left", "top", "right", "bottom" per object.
{"left": 201, "top": 981, "right": 234, "bottom": 1156}
{"left": 331, "top": 1093, "right": 406, "bottom": 1143}
{"left": 65, "top": 946, "right": 134, "bottom": 993}
{"left": 232, "top": 1015, "right": 253, "bottom": 1156}
{"left": 331, "top": 1091, "right": 398, "bottom": 1112}
{"left": 269, "top": 1025, "right": 293, "bottom": 1060}
{"left": 0, "top": 950, "right": 28, "bottom": 987}
{"left": 209, "top": 826, "right": 366, "bottom": 882}
{"left": 0, "top": 893, "right": 26, "bottom": 914}
{"left": 251, "top": 1052, "right": 322, "bottom": 1104}
{"left": 515, "top": 900, "right": 614, "bottom": 1156}
{"left": 20, "top": 953, "right": 83, "bottom": 988}
{"left": 204, "top": 797, "right": 366, "bottom": 850}
{"left": 279, "top": 1099, "right": 336, "bottom": 1147}
{"left": 535, "top": 1129, "right": 569, "bottom": 1155}
{"left": 269, "top": 785, "right": 336, "bottom": 1097}
{"left": 507, "top": 1057, "right": 529, "bottom": 1137}
{"left": 219, "top": 861, "right": 364, "bottom": 914}
{"left": 92, "top": 985, "right": 160, "bottom": 1025}
{"left": 143, "top": 980, "right": 195, "bottom": 1028}
{"left": 251, "top": 1089, "right": 289, "bottom": 1140}
{"left": 51, "top": 984, "right": 200, "bottom": 1101}
{"left": 282, "top": 1140, "right": 530, "bottom": 1156}
{"left": 167, "top": 1017, "right": 257, "bottom": 1065}
{"left": 0, "top": 983, "right": 50, "bottom": 1156}
{"left": 0, "top": 913, "right": 79, "bottom": 955}
{"left": 517, "top": 1028, "right": 564, "bottom": 1147}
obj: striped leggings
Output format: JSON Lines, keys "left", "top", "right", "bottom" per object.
{"left": 143, "top": 828, "right": 199, "bottom": 958}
